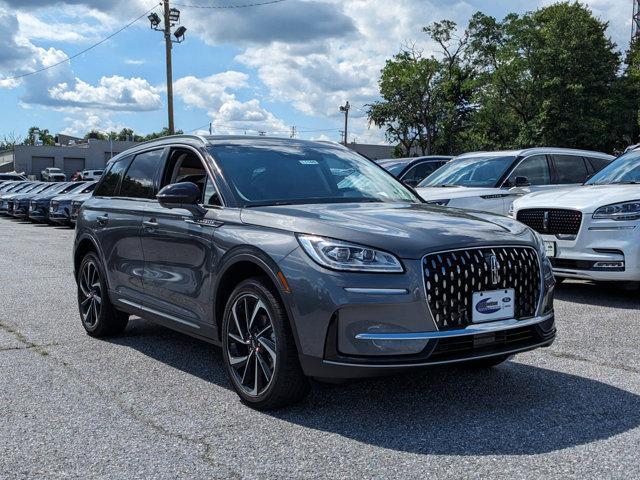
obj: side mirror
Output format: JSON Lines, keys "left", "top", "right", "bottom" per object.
{"left": 514, "top": 176, "right": 531, "bottom": 187}
{"left": 157, "top": 182, "right": 206, "bottom": 216}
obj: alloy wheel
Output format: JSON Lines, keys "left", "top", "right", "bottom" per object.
{"left": 79, "top": 260, "right": 102, "bottom": 327}
{"left": 226, "top": 293, "right": 277, "bottom": 397}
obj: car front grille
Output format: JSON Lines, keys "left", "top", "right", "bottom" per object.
{"left": 516, "top": 209, "right": 582, "bottom": 235}
{"left": 423, "top": 247, "right": 541, "bottom": 330}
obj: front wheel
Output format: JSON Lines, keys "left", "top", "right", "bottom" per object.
{"left": 222, "top": 278, "right": 309, "bottom": 409}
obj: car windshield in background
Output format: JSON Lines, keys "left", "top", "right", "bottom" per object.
{"left": 377, "top": 160, "right": 408, "bottom": 175}
{"left": 585, "top": 151, "right": 640, "bottom": 185}
{"left": 209, "top": 143, "right": 419, "bottom": 207}
{"left": 418, "top": 156, "right": 516, "bottom": 188}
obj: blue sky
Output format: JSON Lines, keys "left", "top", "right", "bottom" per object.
{"left": 0, "top": 0, "right": 631, "bottom": 144}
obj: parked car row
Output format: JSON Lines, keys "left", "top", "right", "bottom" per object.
{"left": 379, "top": 146, "right": 638, "bottom": 284}
{"left": 0, "top": 179, "right": 96, "bottom": 225}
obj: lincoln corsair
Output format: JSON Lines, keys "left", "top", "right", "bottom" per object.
{"left": 74, "top": 136, "right": 556, "bottom": 409}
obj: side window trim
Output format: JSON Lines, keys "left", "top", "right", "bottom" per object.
{"left": 550, "top": 153, "right": 590, "bottom": 185}
{"left": 94, "top": 154, "right": 134, "bottom": 198}
{"left": 501, "top": 154, "right": 552, "bottom": 187}
{"left": 116, "top": 147, "right": 167, "bottom": 199}
{"left": 161, "top": 144, "right": 225, "bottom": 208}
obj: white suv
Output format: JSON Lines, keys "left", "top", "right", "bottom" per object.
{"left": 415, "top": 148, "right": 613, "bottom": 215}
{"left": 512, "top": 149, "right": 640, "bottom": 282}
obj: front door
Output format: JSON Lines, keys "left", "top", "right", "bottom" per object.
{"left": 139, "top": 147, "right": 221, "bottom": 335}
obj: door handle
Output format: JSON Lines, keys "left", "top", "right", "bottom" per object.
{"left": 143, "top": 219, "right": 159, "bottom": 230}
{"left": 96, "top": 214, "right": 108, "bottom": 225}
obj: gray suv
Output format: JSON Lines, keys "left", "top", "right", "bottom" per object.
{"left": 73, "top": 136, "right": 556, "bottom": 409}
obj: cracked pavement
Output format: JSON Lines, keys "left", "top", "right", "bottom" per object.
{"left": 1, "top": 218, "right": 639, "bottom": 479}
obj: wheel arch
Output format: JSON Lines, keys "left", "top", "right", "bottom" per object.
{"left": 213, "top": 248, "right": 300, "bottom": 350}
{"left": 73, "top": 233, "right": 104, "bottom": 283}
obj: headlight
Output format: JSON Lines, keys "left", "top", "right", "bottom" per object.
{"left": 297, "top": 235, "right": 403, "bottom": 273}
{"left": 424, "top": 199, "right": 450, "bottom": 206}
{"left": 593, "top": 201, "right": 640, "bottom": 221}
{"left": 508, "top": 202, "right": 515, "bottom": 218}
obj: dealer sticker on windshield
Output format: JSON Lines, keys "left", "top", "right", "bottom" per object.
{"left": 471, "top": 289, "right": 515, "bottom": 323}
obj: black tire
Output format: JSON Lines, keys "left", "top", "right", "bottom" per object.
{"left": 466, "top": 354, "right": 511, "bottom": 369}
{"left": 222, "top": 277, "right": 310, "bottom": 409}
{"left": 77, "top": 252, "right": 129, "bottom": 337}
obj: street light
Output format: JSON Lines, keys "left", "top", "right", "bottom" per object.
{"left": 174, "top": 26, "right": 187, "bottom": 42}
{"left": 148, "top": 12, "right": 161, "bottom": 29}
{"left": 168, "top": 8, "right": 181, "bottom": 23}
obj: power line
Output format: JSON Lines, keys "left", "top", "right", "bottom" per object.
{"left": 172, "top": 0, "right": 286, "bottom": 9}
{"left": 1, "top": 3, "right": 161, "bottom": 81}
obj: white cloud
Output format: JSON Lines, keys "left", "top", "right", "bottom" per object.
{"left": 60, "top": 112, "right": 126, "bottom": 136}
{"left": 175, "top": 71, "right": 249, "bottom": 110}
{"left": 124, "top": 59, "right": 146, "bottom": 65}
{"left": 47, "top": 76, "right": 162, "bottom": 111}
{"left": 174, "top": 71, "right": 289, "bottom": 136}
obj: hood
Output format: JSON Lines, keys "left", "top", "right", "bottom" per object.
{"left": 415, "top": 186, "right": 503, "bottom": 201}
{"left": 514, "top": 185, "right": 640, "bottom": 214}
{"left": 240, "top": 202, "right": 537, "bottom": 259}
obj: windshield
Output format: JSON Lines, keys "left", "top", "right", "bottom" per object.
{"left": 209, "top": 142, "right": 419, "bottom": 207}
{"left": 586, "top": 151, "right": 640, "bottom": 185}
{"left": 377, "top": 159, "right": 409, "bottom": 176}
{"left": 418, "top": 155, "right": 517, "bottom": 188}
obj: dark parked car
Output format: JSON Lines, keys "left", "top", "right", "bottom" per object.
{"left": 70, "top": 192, "right": 94, "bottom": 224}
{"left": 29, "top": 182, "right": 82, "bottom": 222}
{"left": 74, "top": 136, "right": 555, "bottom": 409}
{"left": 377, "top": 156, "right": 451, "bottom": 186}
{"left": 50, "top": 182, "right": 97, "bottom": 225}
{"left": 0, "top": 182, "right": 41, "bottom": 214}
{"left": 11, "top": 182, "right": 59, "bottom": 218}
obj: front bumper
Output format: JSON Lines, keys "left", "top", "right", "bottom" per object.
{"left": 49, "top": 201, "right": 72, "bottom": 224}
{"left": 28, "top": 203, "right": 50, "bottom": 222}
{"left": 279, "top": 247, "right": 555, "bottom": 379}
{"left": 540, "top": 218, "right": 640, "bottom": 281}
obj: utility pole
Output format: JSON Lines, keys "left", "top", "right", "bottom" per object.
{"left": 209, "top": 122, "right": 213, "bottom": 135}
{"left": 148, "top": 2, "right": 186, "bottom": 135}
{"left": 163, "top": 0, "right": 175, "bottom": 135}
{"left": 339, "top": 101, "right": 350, "bottom": 145}
{"left": 290, "top": 126, "right": 297, "bottom": 138}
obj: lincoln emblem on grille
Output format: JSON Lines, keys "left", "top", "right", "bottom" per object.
{"left": 542, "top": 211, "right": 550, "bottom": 233}
{"left": 487, "top": 254, "right": 500, "bottom": 285}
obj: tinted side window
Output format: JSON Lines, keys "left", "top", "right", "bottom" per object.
{"left": 402, "top": 162, "right": 439, "bottom": 183}
{"left": 94, "top": 157, "right": 131, "bottom": 197}
{"left": 552, "top": 155, "right": 589, "bottom": 184}
{"left": 586, "top": 156, "right": 610, "bottom": 173}
{"left": 508, "top": 155, "right": 550, "bottom": 186}
{"left": 119, "top": 150, "right": 163, "bottom": 199}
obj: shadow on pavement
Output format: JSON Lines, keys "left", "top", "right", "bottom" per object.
{"left": 555, "top": 280, "right": 640, "bottom": 310}
{"left": 110, "top": 318, "right": 640, "bottom": 456}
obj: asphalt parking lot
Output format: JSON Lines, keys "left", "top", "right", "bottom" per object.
{"left": 1, "top": 217, "right": 639, "bottom": 480}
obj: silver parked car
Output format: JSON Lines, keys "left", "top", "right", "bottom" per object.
{"left": 41, "top": 167, "right": 67, "bottom": 182}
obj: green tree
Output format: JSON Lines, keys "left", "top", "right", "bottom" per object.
{"left": 84, "top": 130, "right": 107, "bottom": 140}
{"left": 467, "top": 2, "right": 624, "bottom": 151}
{"left": 368, "top": 21, "right": 477, "bottom": 156}
{"left": 24, "top": 127, "right": 55, "bottom": 146}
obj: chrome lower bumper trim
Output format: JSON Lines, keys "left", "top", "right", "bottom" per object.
{"left": 354, "top": 313, "right": 553, "bottom": 341}
{"left": 344, "top": 288, "right": 409, "bottom": 295}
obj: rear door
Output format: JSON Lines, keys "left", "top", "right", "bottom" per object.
{"left": 85, "top": 152, "right": 150, "bottom": 304}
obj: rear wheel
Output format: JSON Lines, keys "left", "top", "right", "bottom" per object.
{"left": 222, "top": 277, "right": 309, "bottom": 409}
{"left": 77, "top": 252, "right": 128, "bottom": 337}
